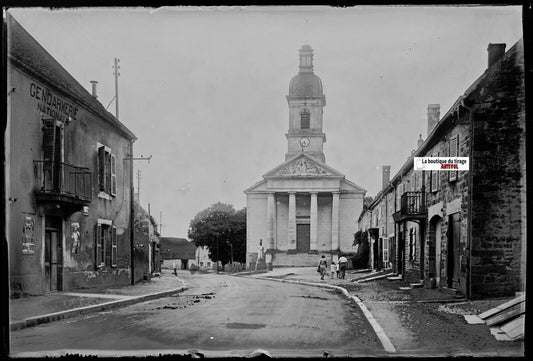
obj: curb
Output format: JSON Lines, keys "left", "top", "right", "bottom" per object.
{"left": 238, "top": 275, "right": 397, "bottom": 353}
{"left": 10, "top": 287, "right": 188, "bottom": 331}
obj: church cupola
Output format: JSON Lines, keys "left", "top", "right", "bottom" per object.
{"left": 286, "top": 44, "right": 327, "bottom": 163}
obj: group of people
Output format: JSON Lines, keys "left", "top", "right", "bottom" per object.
{"left": 317, "top": 255, "right": 348, "bottom": 280}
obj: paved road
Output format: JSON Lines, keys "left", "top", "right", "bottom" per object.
{"left": 10, "top": 272, "right": 383, "bottom": 357}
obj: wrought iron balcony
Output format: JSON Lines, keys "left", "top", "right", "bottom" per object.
{"left": 34, "top": 160, "right": 92, "bottom": 207}
{"left": 393, "top": 191, "right": 426, "bottom": 223}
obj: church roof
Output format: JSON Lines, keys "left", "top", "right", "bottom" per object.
{"left": 289, "top": 72, "right": 324, "bottom": 98}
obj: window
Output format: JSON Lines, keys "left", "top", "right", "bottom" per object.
{"left": 300, "top": 109, "right": 310, "bottom": 129}
{"left": 96, "top": 220, "right": 114, "bottom": 268}
{"left": 449, "top": 135, "right": 459, "bottom": 182}
{"left": 98, "top": 145, "right": 117, "bottom": 196}
{"left": 431, "top": 152, "right": 439, "bottom": 192}
{"left": 383, "top": 237, "right": 389, "bottom": 264}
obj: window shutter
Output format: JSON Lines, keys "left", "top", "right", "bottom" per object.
{"left": 42, "top": 122, "right": 55, "bottom": 161}
{"left": 111, "top": 226, "right": 117, "bottom": 267}
{"left": 95, "top": 223, "right": 102, "bottom": 268}
{"left": 98, "top": 146, "right": 105, "bottom": 191}
{"left": 105, "top": 151, "right": 112, "bottom": 194}
{"left": 111, "top": 155, "right": 117, "bottom": 196}
{"left": 449, "top": 135, "right": 458, "bottom": 182}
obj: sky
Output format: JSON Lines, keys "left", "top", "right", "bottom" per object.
{"left": 7, "top": 5, "right": 523, "bottom": 239}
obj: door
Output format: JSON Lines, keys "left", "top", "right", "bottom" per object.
{"left": 296, "top": 224, "right": 310, "bottom": 253}
{"left": 44, "top": 217, "right": 62, "bottom": 292}
{"left": 447, "top": 213, "right": 461, "bottom": 289}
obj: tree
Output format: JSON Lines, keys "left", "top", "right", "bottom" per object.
{"left": 188, "top": 202, "right": 246, "bottom": 266}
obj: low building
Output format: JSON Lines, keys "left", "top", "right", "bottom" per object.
{"left": 160, "top": 237, "right": 196, "bottom": 270}
{"left": 133, "top": 199, "right": 161, "bottom": 282}
{"left": 6, "top": 14, "right": 136, "bottom": 296}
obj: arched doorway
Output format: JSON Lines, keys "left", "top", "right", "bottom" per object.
{"left": 428, "top": 216, "right": 442, "bottom": 288}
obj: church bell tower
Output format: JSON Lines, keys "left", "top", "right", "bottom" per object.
{"left": 285, "top": 44, "right": 327, "bottom": 163}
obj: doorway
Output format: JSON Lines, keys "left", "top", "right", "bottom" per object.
{"left": 296, "top": 224, "right": 310, "bottom": 253}
{"left": 44, "top": 216, "right": 63, "bottom": 292}
{"left": 447, "top": 213, "right": 461, "bottom": 289}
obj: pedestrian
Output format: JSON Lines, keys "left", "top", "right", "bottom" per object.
{"left": 338, "top": 255, "right": 348, "bottom": 279}
{"left": 318, "top": 255, "right": 328, "bottom": 280}
{"left": 330, "top": 261, "right": 337, "bottom": 279}
{"left": 336, "top": 262, "right": 340, "bottom": 278}
{"left": 173, "top": 261, "right": 177, "bottom": 276}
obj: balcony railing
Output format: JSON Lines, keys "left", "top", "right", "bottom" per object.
{"left": 34, "top": 160, "right": 92, "bottom": 204}
{"left": 393, "top": 191, "right": 426, "bottom": 222}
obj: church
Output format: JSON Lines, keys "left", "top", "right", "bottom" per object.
{"left": 245, "top": 45, "right": 365, "bottom": 269}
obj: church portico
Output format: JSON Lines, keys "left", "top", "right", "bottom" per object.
{"left": 245, "top": 45, "right": 365, "bottom": 268}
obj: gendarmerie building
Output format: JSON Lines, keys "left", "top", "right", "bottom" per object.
{"left": 6, "top": 14, "right": 136, "bottom": 296}
{"left": 245, "top": 45, "right": 365, "bottom": 269}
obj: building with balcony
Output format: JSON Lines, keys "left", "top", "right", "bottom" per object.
{"left": 6, "top": 14, "right": 136, "bottom": 296}
{"left": 359, "top": 39, "right": 526, "bottom": 299}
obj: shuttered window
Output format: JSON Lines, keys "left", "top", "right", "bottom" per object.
{"left": 449, "top": 135, "right": 459, "bottom": 182}
{"left": 98, "top": 145, "right": 117, "bottom": 196}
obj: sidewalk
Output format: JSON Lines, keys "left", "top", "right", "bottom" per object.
{"left": 9, "top": 272, "right": 187, "bottom": 331}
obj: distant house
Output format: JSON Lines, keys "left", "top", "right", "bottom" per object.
{"left": 191, "top": 241, "right": 216, "bottom": 270}
{"left": 160, "top": 237, "right": 196, "bottom": 270}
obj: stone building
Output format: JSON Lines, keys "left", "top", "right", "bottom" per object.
{"left": 360, "top": 39, "right": 526, "bottom": 299}
{"left": 245, "top": 45, "right": 365, "bottom": 269}
{"left": 6, "top": 14, "right": 137, "bottom": 296}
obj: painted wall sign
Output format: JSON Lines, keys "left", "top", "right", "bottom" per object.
{"left": 29, "top": 82, "right": 79, "bottom": 122}
{"left": 22, "top": 215, "right": 35, "bottom": 254}
{"left": 71, "top": 221, "right": 81, "bottom": 255}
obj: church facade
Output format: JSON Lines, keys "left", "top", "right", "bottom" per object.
{"left": 245, "top": 45, "right": 365, "bottom": 269}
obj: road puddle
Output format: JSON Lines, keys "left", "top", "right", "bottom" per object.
{"left": 225, "top": 323, "right": 266, "bottom": 329}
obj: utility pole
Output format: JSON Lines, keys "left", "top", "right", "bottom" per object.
{"left": 136, "top": 169, "right": 142, "bottom": 203}
{"left": 113, "top": 58, "right": 120, "bottom": 120}
{"left": 159, "top": 211, "right": 163, "bottom": 237}
{"left": 125, "top": 154, "right": 151, "bottom": 285}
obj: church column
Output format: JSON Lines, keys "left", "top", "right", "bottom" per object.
{"left": 310, "top": 192, "right": 318, "bottom": 252}
{"left": 266, "top": 192, "right": 276, "bottom": 268}
{"left": 331, "top": 192, "right": 340, "bottom": 251}
{"left": 288, "top": 192, "right": 297, "bottom": 251}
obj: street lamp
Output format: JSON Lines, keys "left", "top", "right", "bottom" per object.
{"left": 216, "top": 233, "right": 219, "bottom": 274}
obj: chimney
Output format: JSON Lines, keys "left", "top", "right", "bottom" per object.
{"left": 427, "top": 104, "right": 440, "bottom": 136}
{"left": 487, "top": 43, "right": 506, "bottom": 68}
{"left": 417, "top": 134, "right": 424, "bottom": 148}
{"left": 382, "top": 165, "right": 391, "bottom": 190}
{"left": 90, "top": 80, "right": 98, "bottom": 98}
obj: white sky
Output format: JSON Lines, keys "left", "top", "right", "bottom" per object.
{"left": 7, "top": 5, "right": 523, "bottom": 239}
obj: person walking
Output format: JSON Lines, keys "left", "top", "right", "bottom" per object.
{"left": 318, "top": 255, "right": 328, "bottom": 280}
{"left": 173, "top": 261, "right": 177, "bottom": 276}
{"left": 338, "top": 255, "right": 348, "bottom": 279}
